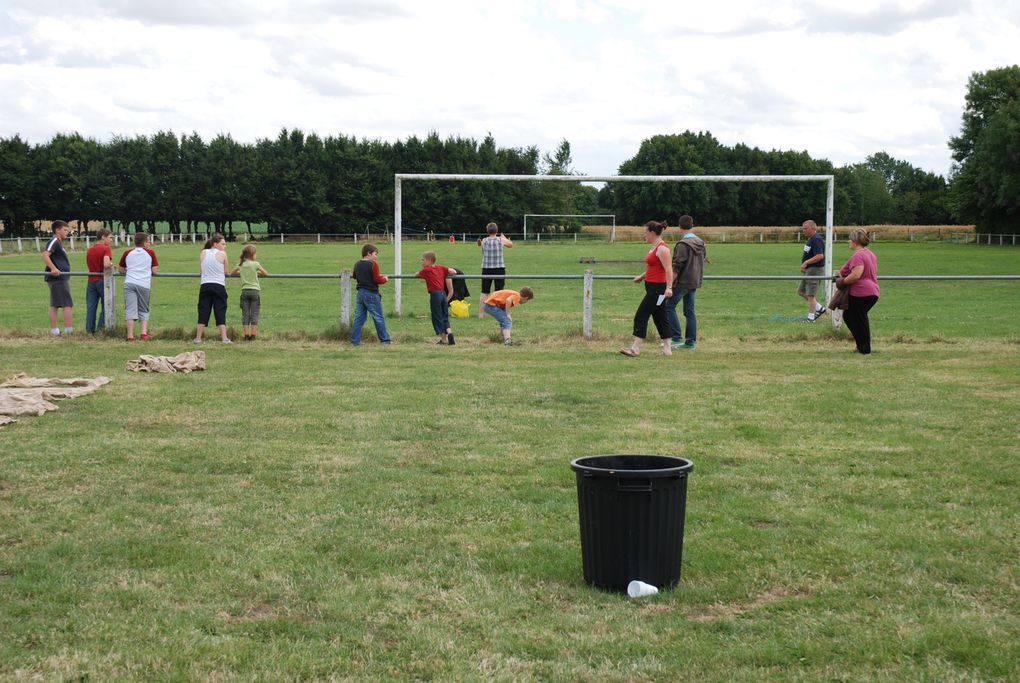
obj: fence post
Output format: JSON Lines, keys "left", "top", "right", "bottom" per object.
{"left": 280, "top": 233, "right": 284, "bottom": 244}
{"left": 582, "top": 269, "right": 594, "bottom": 339}
{"left": 85, "top": 235, "right": 91, "bottom": 249}
{"left": 69, "top": 235, "right": 75, "bottom": 251}
{"left": 191, "top": 233, "right": 196, "bottom": 244}
{"left": 103, "top": 265, "right": 116, "bottom": 331}
{"left": 340, "top": 269, "right": 352, "bottom": 329}
{"left": 317, "top": 233, "right": 321, "bottom": 244}
{"left": 35, "top": 236, "right": 41, "bottom": 251}
{"left": 18, "top": 237, "right": 23, "bottom": 253}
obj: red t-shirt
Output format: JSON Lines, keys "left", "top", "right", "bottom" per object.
{"left": 644, "top": 241, "right": 668, "bottom": 284}
{"left": 85, "top": 243, "right": 112, "bottom": 283}
{"left": 416, "top": 264, "right": 451, "bottom": 293}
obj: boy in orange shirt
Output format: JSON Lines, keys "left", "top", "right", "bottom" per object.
{"left": 482, "top": 287, "right": 533, "bottom": 346}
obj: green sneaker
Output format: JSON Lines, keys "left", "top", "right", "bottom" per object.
{"left": 670, "top": 340, "right": 685, "bottom": 348}
{"left": 680, "top": 342, "right": 696, "bottom": 350}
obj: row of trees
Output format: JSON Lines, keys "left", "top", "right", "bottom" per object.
{"left": 1, "top": 66, "right": 1016, "bottom": 235}
{"left": 0, "top": 131, "right": 585, "bottom": 237}
{"left": 607, "top": 134, "right": 950, "bottom": 226}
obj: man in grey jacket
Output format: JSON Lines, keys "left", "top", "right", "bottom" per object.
{"left": 666, "top": 214, "right": 706, "bottom": 349}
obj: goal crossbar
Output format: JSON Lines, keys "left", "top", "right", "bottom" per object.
{"left": 393, "top": 173, "right": 836, "bottom": 325}
{"left": 523, "top": 214, "right": 616, "bottom": 242}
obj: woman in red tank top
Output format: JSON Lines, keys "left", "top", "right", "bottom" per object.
{"left": 620, "top": 220, "right": 674, "bottom": 357}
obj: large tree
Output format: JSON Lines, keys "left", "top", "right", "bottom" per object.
{"left": 948, "top": 65, "right": 1020, "bottom": 233}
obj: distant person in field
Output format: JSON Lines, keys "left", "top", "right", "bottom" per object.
{"left": 483, "top": 287, "right": 533, "bottom": 346}
{"left": 620, "top": 220, "right": 674, "bottom": 357}
{"left": 118, "top": 232, "right": 159, "bottom": 341}
{"left": 84, "top": 228, "right": 113, "bottom": 334}
{"left": 478, "top": 222, "right": 513, "bottom": 318}
{"left": 798, "top": 219, "right": 827, "bottom": 322}
{"left": 416, "top": 250, "right": 457, "bottom": 345}
{"left": 666, "top": 214, "right": 706, "bottom": 350}
{"left": 230, "top": 245, "right": 268, "bottom": 342}
{"left": 194, "top": 234, "right": 231, "bottom": 344}
{"left": 837, "top": 228, "right": 880, "bottom": 355}
{"left": 41, "top": 220, "right": 74, "bottom": 336}
{"left": 350, "top": 243, "right": 391, "bottom": 346}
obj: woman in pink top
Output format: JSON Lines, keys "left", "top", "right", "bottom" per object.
{"left": 620, "top": 220, "right": 674, "bottom": 357}
{"left": 837, "top": 227, "right": 880, "bottom": 355}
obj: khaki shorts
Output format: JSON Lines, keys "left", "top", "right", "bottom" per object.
{"left": 798, "top": 266, "right": 823, "bottom": 296}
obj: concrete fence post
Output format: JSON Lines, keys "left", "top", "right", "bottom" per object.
{"left": 280, "top": 233, "right": 284, "bottom": 244}
{"left": 103, "top": 266, "right": 116, "bottom": 330}
{"left": 35, "top": 236, "right": 41, "bottom": 251}
{"left": 69, "top": 235, "right": 75, "bottom": 251}
{"left": 340, "top": 269, "right": 352, "bottom": 328}
{"left": 18, "top": 238, "right": 23, "bottom": 253}
{"left": 582, "top": 269, "right": 594, "bottom": 339}
{"left": 317, "top": 233, "right": 321, "bottom": 244}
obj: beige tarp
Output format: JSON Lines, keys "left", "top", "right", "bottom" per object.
{"left": 0, "top": 373, "right": 112, "bottom": 426}
{"left": 125, "top": 351, "right": 205, "bottom": 374}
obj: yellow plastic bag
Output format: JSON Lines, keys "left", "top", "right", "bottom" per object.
{"left": 449, "top": 299, "right": 470, "bottom": 318}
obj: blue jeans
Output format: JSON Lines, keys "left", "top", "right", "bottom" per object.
{"left": 85, "top": 279, "right": 105, "bottom": 333}
{"left": 351, "top": 289, "right": 390, "bottom": 345}
{"left": 428, "top": 290, "right": 450, "bottom": 335}
{"left": 484, "top": 303, "right": 512, "bottom": 330}
{"left": 666, "top": 288, "right": 697, "bottom": 344}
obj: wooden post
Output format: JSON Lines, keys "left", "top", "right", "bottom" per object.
{"left": 103, "top": 265, "right": 116, "bottom": 331}
{"left": 582, "top": 269, "right": 594, "bottom": 339}
{"left": 340, "top": 269, "right": 352, "bottom": 328}
{"left": 18, "top": 237, "right": 23, "bottom": 253}
{"left": 35, "top": 236, "right": 41, "bottom": 251}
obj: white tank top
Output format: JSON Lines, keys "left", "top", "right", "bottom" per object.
{"left": 200, "top": 249, "right": 225, "bottom": 286}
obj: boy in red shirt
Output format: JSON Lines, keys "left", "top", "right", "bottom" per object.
{"left": 84, "top": 228, "right": 113, "bottom": 334}
{"left": 415, "top": 251, "right": 457, "bottom": 345}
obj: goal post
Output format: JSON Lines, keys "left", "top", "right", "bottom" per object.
{"left": 393, "top": 174, "right": 836, "bottom": 327}
{"left": 522, "top": 214, "right": 617, "bottom": 242}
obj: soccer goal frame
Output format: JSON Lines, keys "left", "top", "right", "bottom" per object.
{"left": 393, "top": 174, "right": 836, "bottom": 326}
{"left": 522, "top": 214, "right": 617, "bottom": 242}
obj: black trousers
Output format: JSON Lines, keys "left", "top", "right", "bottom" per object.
{"left": 632, "top": 281, "right": 670, "bottom": 340}
{"left": 481, "top": 267, "right": 506, "bottom": 294}
{"left": 197, "top": 283, "right": 228, "bottom": 326}
{"left": 844, "top": 295, "right": 878, "bottom": 354}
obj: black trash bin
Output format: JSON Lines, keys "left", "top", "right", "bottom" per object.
{"left": 570, "top": 455, "right": 693, "bottom": 592}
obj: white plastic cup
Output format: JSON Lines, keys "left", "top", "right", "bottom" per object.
{"left": 627, "top": 580, "right": 659, "bottom": 598}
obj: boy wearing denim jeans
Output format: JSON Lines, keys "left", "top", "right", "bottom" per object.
{"left": 350, "top": 243, "right": 391, "bottom": 346}
{"left": 483, "top": 287, "right": 533, "bottom": 346}
{"left": 415, "top": 251, "right": 457, "bottom": 345}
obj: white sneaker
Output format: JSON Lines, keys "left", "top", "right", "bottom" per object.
{"left": 221, "top": 339, "right": 233, "bottom": 344}
{"left": 806, "top": 313, "right": 818, "bottom": 322}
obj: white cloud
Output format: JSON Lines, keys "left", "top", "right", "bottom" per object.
{"left": 1, "top": 0, "right": 1018, "bottom": 179}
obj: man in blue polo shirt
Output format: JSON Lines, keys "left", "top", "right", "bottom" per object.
{"left": 42, "top": 220, "right": 74, "bottom": 335}
{"left": 798, "top": 219, "right": 826, "bottom": 322}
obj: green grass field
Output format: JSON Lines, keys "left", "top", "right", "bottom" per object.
{"left": 1, "top": 242, "right": 1019, "bottom": 680}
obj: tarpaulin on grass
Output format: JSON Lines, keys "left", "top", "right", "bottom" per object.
{"left": 0, "top": 373, "right": 112, "bottom": 427}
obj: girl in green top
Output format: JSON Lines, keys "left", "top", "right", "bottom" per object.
{"left": 230, "top": 245, "right": 268, "bottom": 341}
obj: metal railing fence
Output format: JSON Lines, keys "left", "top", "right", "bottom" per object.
{"left": 2, "top": 270, "right": 1018, "bottom": 338}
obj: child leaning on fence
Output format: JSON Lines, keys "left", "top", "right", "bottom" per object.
{"left": 350, "top": 243, "right": 391, "bottom": 346}
{"left": 416, "top": 251, "right": 457, "bottom": 345}
{"left": 230, "top": 245, "right": 268, "bottom": 341}
{"left": 118, "top": 232, "right": 159, "bottom": 342}
{"left": 483, "top": 287, "right": 533, "bottom": 346}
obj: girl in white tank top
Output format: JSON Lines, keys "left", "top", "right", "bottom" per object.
{"left": 200, "top": 248, "right": 226, "bottom": 285}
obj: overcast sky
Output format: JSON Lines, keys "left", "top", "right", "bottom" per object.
{"left": 2, "top": 0, "right": 1018, "bottom": 178}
